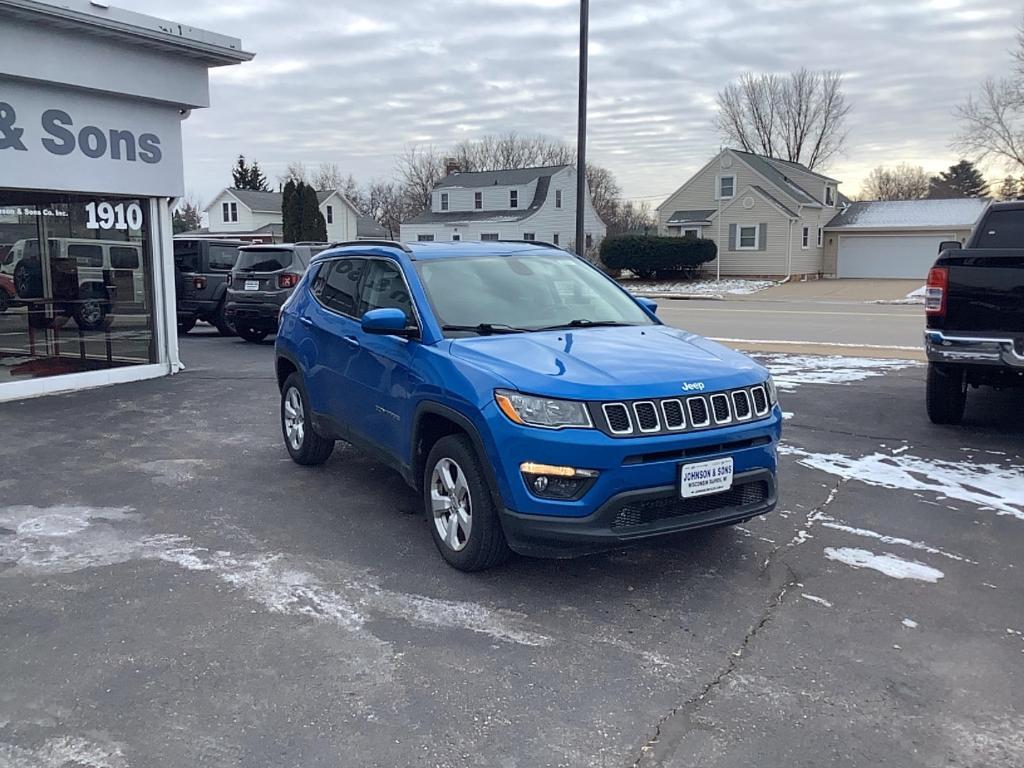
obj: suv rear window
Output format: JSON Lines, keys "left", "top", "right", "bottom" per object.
{"left": 975, "top": 210, "right": 1024, "bottom": 248}
{"left": 235, "top": 249, "right": 293, "bottom": 272}
{"left": 208, "top": 243, "right": 240, "bottom": 271}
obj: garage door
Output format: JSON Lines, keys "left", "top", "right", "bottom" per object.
{"left": 837, "top": 234, "right": 952, "bottom": 279}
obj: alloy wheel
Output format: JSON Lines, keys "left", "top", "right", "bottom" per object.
{"left": 283, "top": 386, "right": 305, "bottom": 451}
{"left": 430, "top": 457, "right": 472, "bottom": 552}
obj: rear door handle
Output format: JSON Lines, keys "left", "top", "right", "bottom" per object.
{"left": 299, "top": 316, "right": 313, "bottom": 327}
{"left": 342, "top": 335, "right": 360, "bottom": 348}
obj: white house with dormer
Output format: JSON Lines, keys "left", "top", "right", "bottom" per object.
{"left": 187, "top": 188, "right": 384, "bottom": 243}
{"left": 400, "top": 165, "right": 606, "bottom": 249}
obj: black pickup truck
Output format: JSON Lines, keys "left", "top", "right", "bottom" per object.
{"left": 924, "top": 201, "right": 1024, "bottom": 424}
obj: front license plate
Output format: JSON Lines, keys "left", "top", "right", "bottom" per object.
{"left": 680, "top": 457, "right": 734, "bottom": 498}
{"left": 244, "top": 280, "right": 259, "bottom": 291}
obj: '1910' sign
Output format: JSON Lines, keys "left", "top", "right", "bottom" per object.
{"left": 0, "top": 101, "right": 162, "bottom": 164}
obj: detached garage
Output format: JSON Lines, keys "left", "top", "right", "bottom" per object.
{"left": 824, "top": 199, "right": 989, "bottom": 279}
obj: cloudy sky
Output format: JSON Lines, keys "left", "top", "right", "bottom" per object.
{"left": 131, "top": 0, "right": 1018, "bottom": 206}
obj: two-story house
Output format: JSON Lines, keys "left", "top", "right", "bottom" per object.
{"left": 189, "top": 188, "right": 384, "bottom": 243}
{"left": 657, "top": 149, "right": 841, "bottom": 278}
{"left": 400, "top": 165, "right": 606, "bottom": 249}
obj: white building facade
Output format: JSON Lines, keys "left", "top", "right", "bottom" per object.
{"left": 400, "top": 165, "right": 606, "bottom": 250}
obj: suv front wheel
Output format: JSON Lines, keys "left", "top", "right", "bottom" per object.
{"left": 281, "top": 373, "right": 335, "bottom": 465}
{"left": 424, "top": 434, "right": 511, "bottom": 571}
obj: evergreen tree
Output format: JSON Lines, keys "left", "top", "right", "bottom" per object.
{"left": 928, "top": 160, "right": 989, "bottom": 199}
{"left": 248, "top": 160, "right": 271, "bottom": 192}
{"left": 282, "top": 179, "right": 298, "bottom": 242}
{"left": 231, "top": 154, "right": 271, "bottom": 191}
{"left": 998, "top": 176, "right": 1020, "bottom": 201}
{"left": 299, "top": 184, "right": 327, "bottom": 241}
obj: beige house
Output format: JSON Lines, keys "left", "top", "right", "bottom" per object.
{"left": 657, "top": 149, "right": 841, "bottom": 278}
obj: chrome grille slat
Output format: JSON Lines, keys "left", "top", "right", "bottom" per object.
{"left": 687, "top": 396, "right": 710, "bottom": 428}
{"left": 750, "top": 386, "right": 769, "bottom": 416}
{"left": 661, "top": 399, "right": 686, "bottom": 430}
{"left": 633, "top": 401, "right": 660, "bottom": 433}
{"left": 710, "top": 393, "right": 731, "bottom": 424}
{"left": 732, "top": 390, "right": 752, "bottom": 420}
{"left": 596, "top": 384, "right": 772, "bottom": 437}
{"left": 603, "top": 403, "right": 633, "bottom": 434}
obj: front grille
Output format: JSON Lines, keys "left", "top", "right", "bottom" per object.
{"left": 633, "top": 402, "right": 660, "bottom": 432}
{"left": 661, "top": 399, "right": 686, "bottom": 430}
{"left": 611, "top": 481, "right": 770, "bottom": 530}
{"left": 710, "top": 393, "right": 731, "bottom": 423}
{"left": 603, "top": 403, "right": 632, "bottom": 434}
{"left": 687, "top": 396, "right": 710, "bottom": 427}
{"left": 732, "top": 390, "right": 751, "bottom": 420}
{"left": 751, "top": 386, "right": 768, "bottom": 415}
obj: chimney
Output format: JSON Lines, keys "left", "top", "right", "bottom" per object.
{"left": 445, "top": 157, "right": 461, "bottom": 176}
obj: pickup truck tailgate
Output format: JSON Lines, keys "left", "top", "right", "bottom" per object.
{"left": 944, "top": 251, "right": 1024, "bottom": 334}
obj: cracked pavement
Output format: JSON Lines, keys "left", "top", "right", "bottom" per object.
{"left": 1, "top": 331, "right": 1022, "bottom": 767}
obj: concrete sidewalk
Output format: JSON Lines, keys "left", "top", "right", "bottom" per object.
{"left": 735, "top": 278, "right": 922, "bottom": 302}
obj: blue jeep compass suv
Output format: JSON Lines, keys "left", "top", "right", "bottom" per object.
{"left": 275, "top": 240, "right": 781, "bottom": 571}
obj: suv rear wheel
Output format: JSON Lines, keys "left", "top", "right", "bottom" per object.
{"left": 178, "top": 316, "right": 197, "bottom": 335}
{"left": 281, "top": 373, "right": 334, "bottom": 465}
{"left": 926, "top": 363, "right": 967, "bottom": 425}
{"left": 212, "top": 300, "right": 235, "bottom": 337}
{"left": 237, "top": 326, "right": 268, "bottom": 343}
{"left": 424, "top": 434, "right": 511, "bottom": 571}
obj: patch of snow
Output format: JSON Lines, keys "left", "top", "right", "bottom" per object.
{"left": 835, "top": 198, "right": 988, "bottom": 229}
{"left": 782, "top": 411, "right": 794, "bottom": 420}
{"left": 758, "top": 354, "right": 920, "bottom": 391}
{"left": 817, "top": 520, "right": 974, "bottom": 563}
{"left": 868, "top": 286, "right": 926, "bottom": 306}
{"left": 824, "top": 547, "right": 945, "bottom": 582}
{"left": 902, "top": 618, "right": 919, "bottom": 629}
{"left": 801, "top": 593, "right": 834, "bottom": 608}
{"left": 623, "top": 278, "right": 775, "bottom": 297}
{"left": 782, "top": 446, "right": 1024, "bottom": 520}
{"left": 0, "top": 735, "right": 128, "bottom": 768}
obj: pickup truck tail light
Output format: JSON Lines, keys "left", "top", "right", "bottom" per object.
{"left": 278, "top": 273, "right": 298, "bottom": 289}
{"left": 193, "top": 276, "right": 207, "bottom": 290}
{"left": 925, "top": 267, "right": 948, "bottom": 316}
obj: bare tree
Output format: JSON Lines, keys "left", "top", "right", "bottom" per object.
{"left": 396, "top": 145, "right": 446, "bottom": 215}
{"left": 452, "top": 131, "right": 575, "bottom": 172}
{"left": 278, "top": 161, "right": 307, "bottom": 187}
{"left": 954, "top": 77, "right": 1024, "bottom": 171}
{"left": 860, "top": 164, "right": 932, "bottom": 200}
{"left": 365, "top": 180, "right": 406, "bottom": 239}
{"left": 717, "top": 68, "right": 851, "bottom": 170}
{"left": 605, "top": 200, "right": 655, "bottom": 237}
{"left": 339, "top": 174, "right": 367, "bottom": 213}
{"left": 309, "top": 162, "right": 346, "bottom": 191}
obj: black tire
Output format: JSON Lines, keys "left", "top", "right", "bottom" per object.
{"left": 14, "top": 261, "right": 41, "bottom": 299}
{"left": 424, "top": 434, "right": 511, "bottom": 572}
{"left": 926, "top": 363, "right": 967, "bottom": 425}
{"left": 178, "top": 316, "right": 197, "bottom": 335}
{"left": 281, "top": 373, "right": 334, "bottom": 466}
{"left": 237, "top": 326, "right": 268, "bottom": 343}
{"left": 212, "top": 301, "right": 235, "bottom": 337}
{"left": 72, "top": 294, "right": 110, "bottom": 332}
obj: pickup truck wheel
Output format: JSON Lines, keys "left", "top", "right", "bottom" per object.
{"left": 424, "top": 434, "right": 511, "bottom": 571}
{"left": 237, "top": 326, "right": 268, "bottom": 343}
{"left": 212, "top": 301, "right": 235, "bottom": 337}
{"left": 281, "top": 373, "right": 334, "bottom": 465}
{"left": 926, "top": 363, "right": 967, "bottom": 425}
{"left": 72, "top": 294, "right": 111, "bottom": 332}
{"left": 178, "top": 316, "right": 197, "bottom": 335}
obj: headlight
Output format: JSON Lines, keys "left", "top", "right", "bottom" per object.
{"left": 765, "top": 376, "right": 778, "bottom": 406}
{"left": 494, "top": 390, "right": 593, "bottom": 429}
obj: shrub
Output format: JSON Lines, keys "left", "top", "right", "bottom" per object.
{"left": 599, "top": 235, "right": 717, "bottom": 280}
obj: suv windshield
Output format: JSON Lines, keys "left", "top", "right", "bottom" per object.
{"left": 235, "top": 249, "right": 293, "bottom": 273}
{"left": 415, "top": 253, "right": 655, "bottom": 336}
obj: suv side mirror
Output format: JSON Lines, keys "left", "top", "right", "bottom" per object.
{"left": 636, "top": 296, "right": 658, "bottom": 315}
{"left": 938, "top": 240, "right": 961, "bottom": 254}
{"left": 361, "top": 307, "right": 417, "bottom": 338}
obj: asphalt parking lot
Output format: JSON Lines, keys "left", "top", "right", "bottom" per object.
{"left": 2, "top": 327, "right": 1022, "bottom": 768}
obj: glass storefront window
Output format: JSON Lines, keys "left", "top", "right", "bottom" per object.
{"left": 0, "top": 190, "right": 156, "bottom": 382}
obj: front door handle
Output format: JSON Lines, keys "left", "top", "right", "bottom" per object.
{"left": 299, "top": 316, "right": 313, "bottom": 327}
{"left": 342, "top": 335, "right": 360, "bottom": 348}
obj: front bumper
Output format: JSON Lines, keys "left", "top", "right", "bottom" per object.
{"left": 925, "top": 330, "right": 1024, "bottom": 369}
{"left": 501, "top": 468, "right": 776, "bottom": 558}
{"left": 225, "top": 301, "right": 280, "bottom": 332}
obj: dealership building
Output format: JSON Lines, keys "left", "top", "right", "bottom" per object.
{"left": 0, "top": 0, "right": 250, "bottom": 401}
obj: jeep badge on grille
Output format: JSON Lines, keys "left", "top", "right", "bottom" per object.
{"left": 681, "top": 382, "right": 706, "bottom": 392}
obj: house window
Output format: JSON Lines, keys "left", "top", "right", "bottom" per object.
{"left": 585, "top": 233, "right": 593, "bottom": 249}
{"left": 481, "top": 233, "right": 499, "bottom": 241}
{"left": 555, "top": 190, "right": 562, "bottom": 208}
{"left": 552, "top": 233, "right": 560, "bottom": 245}
{"left": 817, "top": 227, "right": 824, "bottom": 247}
{"left": 683, "top": 228, "right": 699, "bottom": 238}
{"left": 474, "top": 192, "right": 482, "bottom": 210}
{"left": 222, "top": 201, "right": 237, "bottom": 223}
{"left": 801, "top": 226, "right": 810, "bottom": 249}
{"left": 523, "top": 233, "right": 535, "bottom": 241}
{"left": 738, "top": 225, "right": 758, "bottom": 250}
{"left": 825, "top": 187, "right": 835, "bottom": 207}
{"left": 510, "top": 190, "right": 518, "bottom": 208}
{"left": 326, "top": 205, "right": 334, "bottom": 225}
{"left": 418, "top": 234, "right": 434, "bottom": 242}
{"left": 718, "top": 175, "right": 735, "bottom": 199}
{"left": 440, "top": 193, "right": 449, "bottom": 211}
{"left": 452, "top": 233, "right": 461, "bottom": 241}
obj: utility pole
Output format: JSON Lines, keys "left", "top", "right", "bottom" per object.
{"left": 575, "top": 0, "right": 589, "bottom": 258}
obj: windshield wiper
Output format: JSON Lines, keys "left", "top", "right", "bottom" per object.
{"left": 534, "top": 319, "right": 638, "bottom": 331}
{"left": 441, "top": 323, "right": 529, "bottom": 336}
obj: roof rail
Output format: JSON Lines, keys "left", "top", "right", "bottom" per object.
{"left": 328, "top": 239, "right": 413, "bottom": 254}
{"left": 495, "top": 240, "right": 564, "bottom": 250}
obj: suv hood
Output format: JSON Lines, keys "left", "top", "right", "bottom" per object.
{"left": 449, "top": 325, "right": 768, "bottom": 400}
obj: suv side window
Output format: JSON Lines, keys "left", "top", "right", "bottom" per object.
{"left": 174, "top": 242, "right": 200, "bottom": 273}
{"left": 68, "top": 243, "right": 103, "bottom": 267}
{"left": 315, "top": 258, "right": 364, "bottom": 317}
{"left": 110, "top": 246, "right": 140, "bottom": 270}
{"left": 359, "top": 259, "right": 416, "bottom": 322}
{"left": 208, "top": 244, "right": 239, "bottom": 272}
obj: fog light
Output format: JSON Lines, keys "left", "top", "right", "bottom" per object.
{"left": 520, "top": 462, "right": 599, "bottom": 501}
